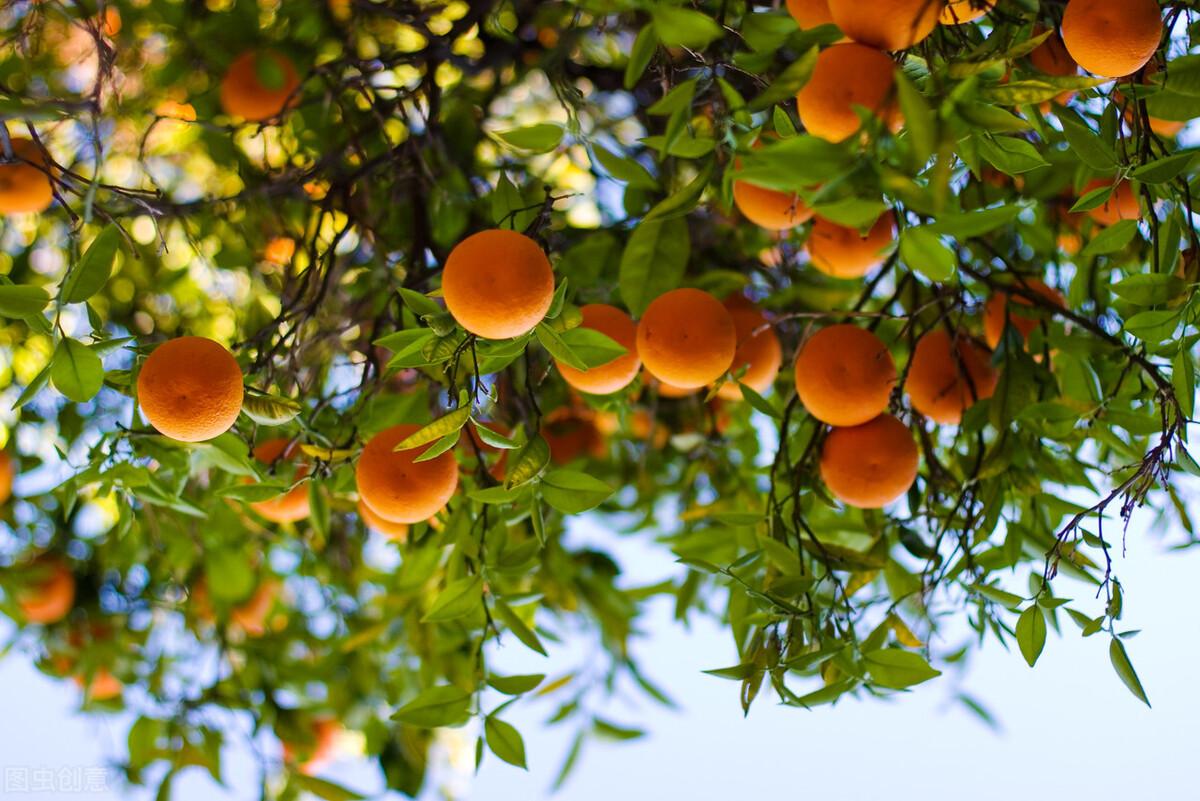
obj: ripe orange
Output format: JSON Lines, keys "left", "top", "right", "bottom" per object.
{"left": 1061, "top": 0, "right": 1162, "bottom": 78}
{"left": 231, "top": 580, "right": 280, "bottom": 638}
{"left": 807, "top": 211, "right": 897, "bottom": 278}
{"left": 0, "top": 137, "right": 53, "bottom": 214}
{"left": 940, "top": 0, "right": 994, "bottom": 24}
{"left": 356, "top": 424, "right": 459, "bottom": 523}
{"left": 786, "top": 0, "right": 835, "bottom": 29}
{"left": 555, "top": 304, "right": 641, "bottom": 395}
{"left": 75, "top": 668, "right": 123, "bottom": 701}
{"left": 905, "top": 329, "right": 997, "bottom": 424}
{"left": 1080, "top": 178, "right": 1141, "bottom": 226}
{"left": 442, "top": 229, "right": 556, "bottom": 339}
{"left": 137, "top": 336, "right": 244, "bottom": 442}
{"left": 16, "top": 555, "right": 75, "bottom": 624}
{"left": 655, "top": 380, "right": 699, "bottom": 398}
{"left": 219, "top": 50, "right": 301, "bottom": 121}
{"left": 359, "top": 499, "right": 409, "bottom": 541}
{"left": 733, "top": 180, "right": 813, "bottom": 230}
{"left": 795, "top": 324, "right": 897, "bottom": 427}
{"left": 636, "top": 288, "right": 738, "bottom": 389}
{"left": 0, "top": 450, "right": 13, "bottom": 504}
{"left": 542, "top": 407, "right": 606, "bottom": 464}
{"left": 797, "top": 44, "right": 897, "bottom": 142}
{"left": 820, "top": 413, "right": 919, "bottom": 508}
{"left": 264, "top": 236, "right": 296, "bottom": 265}
{"left": 982, "top": 278, "right": 1065, "bottom": 349}
{"left": 717, "top": 297, "right": 782, "bottom": 400}
{"left": 249, "top": 438, "right": 310, "bottom": 523}
{"left": 827, "top": 0, "right": 940, "bottom": 50}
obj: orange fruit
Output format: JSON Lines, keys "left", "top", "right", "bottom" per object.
{"left": 219, "top": 50, "right": 301, "bottom": 122}
{"left": 0, "top": 450, "right": 13, "bottom": 504}
{"left": 905, "top": 329, "right": 997, "bottom": 424}
{"left": 794, "top": 324, "right": 897, "bottom": 427}
{"left": 827, "top": 0, "right": 940, "bottom": 50}
{"left": 797, "top": 44, "right": 897, "bottom": 142}
{"left": 264, "top": 236, "right": 296, "bottom": 265}
{"left": 1080, "top": 178, "right": 1141, "bottom": 226}
{"left": 656, "top": 380, "right": 699, "bottom": 398}
{"left": 982, "top": 278, "right": 1065, "bottom": 349}
{"left": 733, "top": 180, "right": 813, "bottom": 230}
{"left": 16, "top": 555, "right": 75, "bottom": 624}
{"left": 940, "top": 0, "right": 994, "bottom": 24}
{"left": 636, "top": 288, "right": 738, "bottom": 389}
{"left": 786, "top": 0, "right": 835, "bottom": 29}
{"left": 442, "top": 229, "right": 555, "bottom": 339}
{"left": 807, "top": 211, "right": 896, "bottom": 278}
{"left": 0, "top": 137, "right": 53, "bottom": 215}
{"left": 717, "top": 298, "right": 782, "bottom": 400}
{"left": 359, "top": 499, "right": 409, "bottom": 541}
{"left": 356, "top": 424, "right": 459, "bottom": 523}
{"left": 820, "top": 413, "right": 919, "bottom": 508}
{"left": 249, "top": 438, "right": 310, "bottom": 523}
{"left": 75, "top": 668, "right": 123, "bottom": 701}
{"left": 1061, "top": 0, "right": 1162, "bottom": 79}
{"left": 283, "top": 718, "right": 341, "bottom": 775}
{"left": 555, "top": 304, "right": 641, "bottom": 395}
{"left": 137, "top": 336, "right": 244, "bottom": 442}
{"left": 542, "top": 407, "right": 606, "bottom": 464}
{"left": 231, "top": 580, "right": 280, "bottom": 638}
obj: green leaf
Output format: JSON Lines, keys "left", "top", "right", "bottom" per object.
{"left": 1123, "top": 309, "right": 1180, "bottom": 343}
{"left": 51, "top": 337, "right": 104, "bottom": 403}
{"left": 747, "top": 46, "right": 819, "bottom": 111}
{"left": 924, "top": 205, "right": 1023, "bottom": 237}
{"left": 414, "top": 431, "right": 461, "bottom": 463}
{"left": 618, "top": 217, "right": 689, "bottom": 317}
{"left": 394, "top": 407, "right": 472, "bottom": 451}
{"left": 472, "top": 421, "right": 519, "bottom": 449}
{"left": 1079, "top": 219, "right": 1139, "bottom": 261}
{"left": 863, "top": 648, "right": 942, "bottom": 690}
{"left": 652, "top": 6, "right": 723, "bottom": 49}
{"left": 899, "top": 225, "right": 956, "bottom": 282}
{"left": 1015, "top": 606, "right": 1047, "bottom": 667}
{"left": 242, "top": 392, "right": 301, "bottom": 426}
{"left": 1058, "top": 114, "right": 1117, "bottom": 171}
{"left": 1132, "top": 150, "right": 1197, "bottom": 183}
{"left": 1109, "top": 637, "right": 1151, "bottom": 707}
{"left": 535, "top": 323, "right": 587, "bottom": 371}
{"left": 487, "top": 673, "right": 545, "bottom": 695}
{"left": 540, "top": 469, "right": 614, "bottom": 514}
{"left": 493, "top": 124, "right": 563, "bottom": 153}
{"left": 0, "top": 284, "right": 51, "bottom": 319}
{"left": 1174, "top": 346, "right": 1195, "bottom": 420}
{"left": 291, "top": 776, "right": 366, "bottom": 801}
{"left": 894, "top": 71, "right": 935, "bottom": 163}
{"left": 647, "top": 78, "right": 697, "bottom": 116}
{"left": 397, "top": 287, "right": 443, "bottom": 318}
{"left": 557, "top": 327, "right": 627, "bottom": 370}
{"left": 977, "top": 135, "right": 1049, "bottom": 175}
{"left": 421, "top": 575, "right": 483, "bottom": 622}
{"left": 62, "top": 224, "right": 121, "bottom": 303}
{"left": 391, "top": 685, "right": 473, "bottom": 727}
{"left": 592, "top": 145, "right": 657, "bottom": 190}
{"left": 505, "top": 434, "right": 551, "bottom": 489}
{"left": 484, "top": 716, "right": 527, "bottom": 769}
{"left": 216, "top": 482, "right": 291, "bottom": 502}
{"left": 624, "top": 26, "right": 657, "bottom": 89}
{"left": 493, "top": 599, "right": 547, "bottom": 656}
{"left": 1111, "top": 273, "right": 1186, "bottom": 306}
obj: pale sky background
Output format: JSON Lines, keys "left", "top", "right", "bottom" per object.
{"left": 2, "top": 498, "right": 1198, "bottom": 801}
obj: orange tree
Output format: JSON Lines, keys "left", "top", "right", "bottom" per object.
{"left": 0, "top": 0, "right": 1197, "bottom": 796}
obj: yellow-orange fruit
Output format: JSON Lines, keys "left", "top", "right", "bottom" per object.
{"left": 359, "top": 499, "right": 409, "bottom": 541}
{"left": 137, "top": 336, "right": 244, "bottom": 442}
{"left": 0, "top": 451, "right": 13, "bottom": 504}
{"left": 0, "top": 138, "right": 53, "bottom": 215}
{"left": 231, "top": 580, "right": 279, "bottom": 638}
{"left": 906, "top": 329, "right": 997, "bottom": 424}
{"left": 827, "top": 0, "right": 940, "bottom": 50}
{"left": 940, "top": 0, "right": 994, "bottom": 24}
{"left": 807, "top": 212, "right": 896, "bottom": 278}
{"left": 797, "top": 44, "right": 897, "bottom": 142}
{"left": 982, "top": 278, "right": 1065, "bottom": 349}
{"left": 794, "top": 324, "right": 897, "bottom": 427}
{"left": 542, "top": 407, "right": 606, "bottom": 464}
{"left": 283, "top": 718, "right": 341, "bottom": 775}
{"left": 16, "top": 556, "right": 75, "bottom": 624}
{"left": 1061, "top": 0, "right": 1162, "bottom": 79}
{"left": 264, "top": 236, "right": 296, "bottom": 265}
{"left": 786, "top": 0, "right": 835, "bottom": 29}
{"left": 820, "top": 414, "right": 918, "bottom": 508}
{"left": 219, "top": 50, "right": 301, "bottom": 121}
{"left": 718, "top": 299, "right": 782, "bottom": 400}
{"left": 556, "top": 304, "right": 641, "bottom": 395}
{"left": 636, "top": 288, "right": 737, "bottom": 389}
{"left": 1080, "top": 178, "right": 1141, "bottom": 227}
{"left": 733, "top": 180, "right": 813, "bottom": 230}
{"left": 356, "top": 424, "right": 459, "bottom": 523}
{"left": 249, "top": 438, "right": 310, "bottom": 523}
{"left": 74, "top": 668, "right": 123, "bottom": 701}
{"left": 442, "top": 229, "right": 555, "bottom": 339}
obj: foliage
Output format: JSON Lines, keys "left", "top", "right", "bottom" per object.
{"left": 0, "top": 0, "right": 1196, "bottom": 797}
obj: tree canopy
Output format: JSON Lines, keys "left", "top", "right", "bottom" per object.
{"left": 0, "top": 0, "right": 1198, "bottom": 797}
